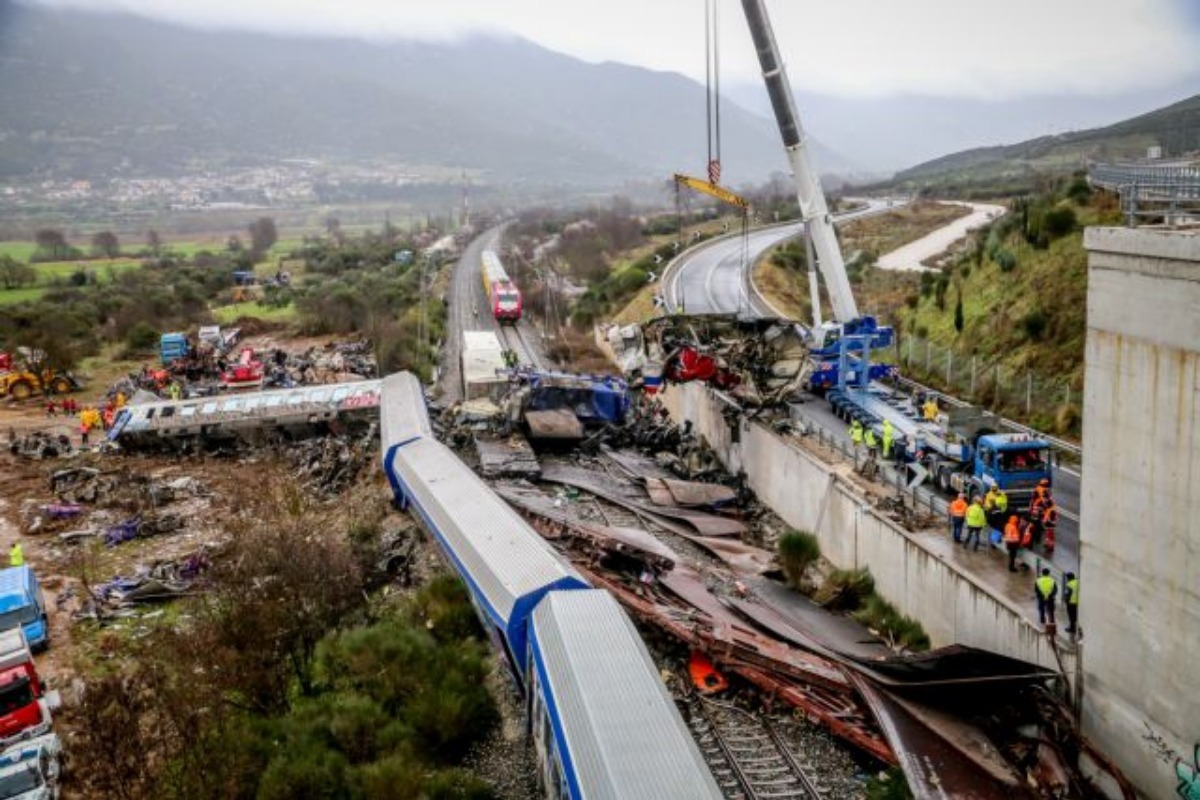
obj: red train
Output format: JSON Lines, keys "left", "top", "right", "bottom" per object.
{"left": 481, "top": 249, "right": 522, "bottom": 323}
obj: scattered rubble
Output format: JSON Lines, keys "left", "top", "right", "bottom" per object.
{"left": 9, "top": 431, "right": 74, "bottom": 459}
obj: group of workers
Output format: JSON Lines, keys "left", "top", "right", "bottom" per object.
{"left": 948, "top": 479, "right": 1077, "bottom": 636}
{"left": 849, "top": 417, "right": 896, "bottom": 461}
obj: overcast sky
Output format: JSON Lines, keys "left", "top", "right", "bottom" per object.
{"left": 29, "top": 0, "right": 1200, "bottom": 100}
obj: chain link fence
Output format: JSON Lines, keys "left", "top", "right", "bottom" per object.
{"left": 893, "top": 335, "right": 1082, "bottom": 438}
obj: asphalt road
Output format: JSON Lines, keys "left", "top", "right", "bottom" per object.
{"left": 664, "top": 199, "right": 898, "bottom": 316}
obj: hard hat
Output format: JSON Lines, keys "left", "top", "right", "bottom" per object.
{"left": 1038, "top": 478, "right": 1050, "bottom": 487}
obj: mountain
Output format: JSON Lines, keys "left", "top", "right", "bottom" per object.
{"left": 0, "top": 4, "right": 855, "bottom": 189}
{"left": 879, "top": 93, "right": 1200, "bottom": 194}
{"left": 728, "top": 82, "right": 1200, "bottom": 173}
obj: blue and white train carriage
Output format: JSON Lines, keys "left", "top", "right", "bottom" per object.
{"left": 528, "top": 590, "right": 722, "bottom": 799}
{"left": 380, "top": 372, "right": 721, "bottom": 798}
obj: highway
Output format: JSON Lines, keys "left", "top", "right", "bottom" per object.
{"left": 664, "top": 199, "right": 898, "bottom": 316}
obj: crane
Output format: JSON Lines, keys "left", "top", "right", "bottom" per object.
{"left": 738, "top": 0, "right": 892, "bottom": 360}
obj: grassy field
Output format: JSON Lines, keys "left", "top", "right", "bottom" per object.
{"left": 0, "top": 287, "right": 47, "bottom": 306}
{"left": 0, "top": 242, "right": 38, "bottom": 261}
{"left": 211, "top": 302, "right": 298, "bottom": 325}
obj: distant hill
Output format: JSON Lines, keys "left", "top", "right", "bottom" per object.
{"left": 880, "top": 93, "right": 1200, "bottom": 195}
{"left": 0, "top": 4, "right": 854, "bottom": 189}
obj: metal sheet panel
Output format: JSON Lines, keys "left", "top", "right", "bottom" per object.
{"left": 380, "top": 372, "right": 432, "bottom": 451}
{"left": 390, "top": 437, "right": 583, "bottom": 627}
{"left": 530, "top": 590, "right": 723, "bottom": 800}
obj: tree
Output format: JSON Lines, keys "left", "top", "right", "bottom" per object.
{"left": 34, "top": 228, "right": 68, "bottom": 261}
{"left": 954, "top": 290, "right": 964, "bottom": 334}
{"left": 0, "top": 255, "right": 36, "bottom": 289}
{"left": 91, "top": 230, "right": 120, "bottom": 258}
{"left": 248, "top": 217, "right": 279, "bottom": 260}
{"left": 146, "top": 229, "right": 163, "bottom": 257}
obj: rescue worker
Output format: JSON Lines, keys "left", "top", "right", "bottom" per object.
{"left": 1041, "top": 499, "right": 1059, "bottom": 554}
{"left": 922, "top": 395, "right": 939, "bottom": 421}
{"left": 863, "top": 426, "right": 879, "bottom": 459}
{"left": 1035, "top": 568, "right": 1057, "bottom": 626}
{"left": 948, "top": 492, "right": 968, "bottom": 543}
{"left": 79, "top": 421, "right": 90, "bottom": 446}
{"left": 1028, "top": 478, "right": 1051, "bottom": 546}
{"left": 1064, "top": 572, "right": 1080, "bottom": 637}
{"left": 1003, "top": 515, "right": 1022, "bottom": 572}
{"left": 849, "top": 419, "right": 864, "bottom": 452}
{"left": 8, "top": 542, "right": 23, "bottom": 567}
{"left": 881, "top": 419, "right": 894, "bottom": 460}
{"left": 984, "top": 485, "right": 1009, "bottom": 534}
{"left": 168, "top": 382, "right": 182, "bottom": 401}
{"left": 964, "top": 496, "right": 987, "bottom": 552}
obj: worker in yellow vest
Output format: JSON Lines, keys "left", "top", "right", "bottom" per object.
{"left": 9, "top": 542, "right": 23, "bottom": 567}
{"left": 1035, "top": 568, "right": 1057, "bottom": 626}
{"left": 1064, "top": 572, "right": 1079, "bottom": 637}
{"left": 849, "top": 419, "right": 863, "bottom": 450}
{"left": 964, "top": 498, "right": 987, "bottom": 552}
{"left": 922, "top": 396, "right": 939, "bottom": 421}
{"left": 881, "top": 419, "right": 894, "bottom": 460}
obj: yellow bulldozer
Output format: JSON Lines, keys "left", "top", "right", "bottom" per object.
{"left": 0, "top": 365, "right": 81, "bottom": 401}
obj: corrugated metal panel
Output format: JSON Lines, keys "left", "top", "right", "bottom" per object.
{"left": 380, "top": 372, "right": 432, "bottom": 451}
{"left": 531, "top": 591, "right": 723, "bottom": 800}
{"left": 391, "top": 437, "right": 581, "bottom": 624}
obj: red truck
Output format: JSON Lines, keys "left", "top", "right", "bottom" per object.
{"left": 0, "top": 628, "right": 56, "bottom": 748}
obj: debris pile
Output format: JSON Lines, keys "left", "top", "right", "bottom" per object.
{"left": 73, "top": 549, "right": 212, "bottom": 619}
{"left": 281, "top": 426, "right": 376, "bottom": 497}
{"left": 9, "top": 431, "right": 73, "bottom": 459}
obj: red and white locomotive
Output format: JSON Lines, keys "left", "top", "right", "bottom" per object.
{"left": 481, "top": 250, "right": 522, "bottom": 323}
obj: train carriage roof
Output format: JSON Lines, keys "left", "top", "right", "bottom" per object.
{"left": 529, "top": 590, "right": 723, "bottom": 800}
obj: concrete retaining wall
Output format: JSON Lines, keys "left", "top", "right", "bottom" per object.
{"left": 1081, "top": 227, "right": 1200, "bottom": 800}
{"left": 662, "top": 381, "right": 1060, "bottom": 670}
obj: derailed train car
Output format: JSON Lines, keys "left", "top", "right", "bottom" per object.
{"left": 380, "top": 372, "right": 722, "bottom": 799}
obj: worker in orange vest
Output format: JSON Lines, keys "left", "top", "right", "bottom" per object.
{"left": 948, "top": 493, "right": 968, "bottom": 543}
{"left": 1003, "top": 516, "right": 1022, "bottom": 572}
{"left": 1042, "top": 499, "right": 1059, "bottom": 554}
{"left": 1028, "top": 478, "right": 1051, "bottom": 546}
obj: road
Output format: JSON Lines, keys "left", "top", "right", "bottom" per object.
{"left": 664, "top": 198, "right": 898, "bottom": 316}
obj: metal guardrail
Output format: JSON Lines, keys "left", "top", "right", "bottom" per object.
{"left": 1088, "top": 161, "right": 1200, "bottom": 225}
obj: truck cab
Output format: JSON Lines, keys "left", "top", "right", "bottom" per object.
{"left": 973, "top": 433, "right": 1052, "bottom": 503}
{"left": 0, "top": 569, "right": 48, "bottom": 652}
{"left": 0, "top": 733, "right": 61, "bottom": 799}
{"left": 0, "top": 630, "right": 56, "bottom": 750}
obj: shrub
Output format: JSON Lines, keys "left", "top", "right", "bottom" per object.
{"left": 853, "top": 595, "right": 930, "bottom": 652}
{"left": 1042, "top": 206, "right": 1077, "bottom": 240}
{"left": 1021, "top": 308, "right": 1049, "bottom": 341}
{"left": 779, "top": 530, "right": 821, "bottom": 588}
{"left": 993, "top": 247, "right": 1017, "bottom": 272}
{"left": 124, "top": 321, "right": 159, "bottom": 352}
{"left": 815, "top": 568, "right": 875, "bottom": 610}
{"left": 866, "top": 767, "right": 915, "bottom": 800}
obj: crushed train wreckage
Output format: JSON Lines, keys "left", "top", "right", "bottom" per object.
{"left": 602, "top": 315, "right": 814, "bottom": 406}
{"left": 486, "top": 440, "right": 1134, "bottom": 800}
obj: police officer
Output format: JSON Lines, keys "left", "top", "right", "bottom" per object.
{"left": 1035, "top": 568, "right": 1057, "bottom": 626}
{"left": 1064, "top": 572, "right": 1080, "bottom": 636}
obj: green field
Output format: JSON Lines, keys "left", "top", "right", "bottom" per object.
{"left": 211, "top": 302, "right": 297, "bottom": 325}
{"left": 0, "top": 242, "right": 38, "bottom": 261}
{"left": 0, "top": 287, "right": 47, "bottom": 306}
{"left": 34, "top": 258, "right": 142, "bottom": 281}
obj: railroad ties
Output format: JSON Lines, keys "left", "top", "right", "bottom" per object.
{"left": 681, "top": 694, "right": 826, "bottom": 800}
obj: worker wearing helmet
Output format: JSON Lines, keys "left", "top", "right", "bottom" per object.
{"left": 881, "top": 419, "right": 894, "bottom": 460}
{"left": 948, "top": 493, "right": 968, "bottom": 543}
{"left": 922, "top": 395, "right": 939, "bottom": 421}
{"left": 849, "top": 419, "right": 863, "bottom": 450}
{"left": 1041, "top": 499, "right": 1060, "bottom": 554}
{"left": 964, "top": 497, "right": 987, "bottom": 552}
{"left": 1003, "top": 516, "right": 1022, "bottom": 572}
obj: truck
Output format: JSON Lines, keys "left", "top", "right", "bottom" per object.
{"left": 0, "top": 629, "right": 57, "bottom": 750}
{"left": 0, "top": 733, "right": 61, "bottom": 799}
{"left": 0, "top": 568, "right": 48, "bottom": 652}
{"left": 828, "top": 386, "right": 1053, "bottom": 502}
{"left": 159, "top": 332, "right": 190, "bottom": 366}
{"left": 461, "top": 331, "right": 509, "bottom": 401}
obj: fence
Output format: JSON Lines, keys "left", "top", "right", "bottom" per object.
{"left": 894, "top": 335, "right": 1081, "bottom": 437}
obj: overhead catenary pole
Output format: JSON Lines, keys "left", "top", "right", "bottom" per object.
{"left": 740, "top": 0, "right": 858, "bottom": 322}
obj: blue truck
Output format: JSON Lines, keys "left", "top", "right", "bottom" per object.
{"left": 159, "top": 332, "right": 190, "bottom": 366}
{"left": 0, "top": 567, "right": 49, "bottom": 652}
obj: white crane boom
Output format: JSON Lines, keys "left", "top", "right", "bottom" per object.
{"left": 739, "top": 0, "right": 859, "bottom": 322}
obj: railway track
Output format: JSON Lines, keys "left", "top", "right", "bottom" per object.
{"left": 681, "top": 694, "right": 827, "bottom": 800}
{"left": 498, "top": 322, "right": 542, "bottom": 369}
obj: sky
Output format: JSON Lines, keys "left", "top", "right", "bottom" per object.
{"left": 28, "top": 0, "right": 1200, "bottom": 100}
